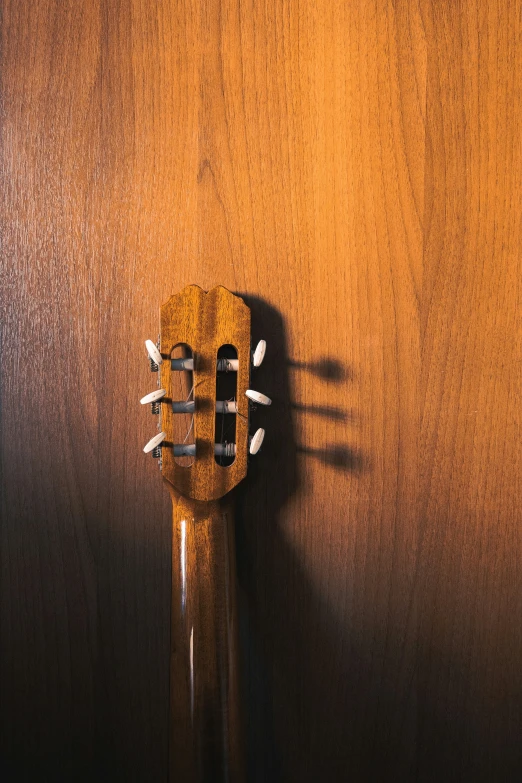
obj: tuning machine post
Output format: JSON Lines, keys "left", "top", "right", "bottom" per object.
{"left": 161, "top": 428, "right": 266, "bottom": 459}
{"left": 169, "top": 340, "right": 266, "bottom": 373}
{"left": 171, "top": 400, "right": 238, "bottom": 414}
{"left": 142, "top": 328, "right": 268, "bottom": 460}
{"left": 171, "top": 357, "right": 240, "bottom": 372}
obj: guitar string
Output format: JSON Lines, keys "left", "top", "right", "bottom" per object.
{"left": 219, "top": 393, "right": 226, "bottom": 465}
{"left": 179, "top": 361, "right": 201, "bottom": 463}
{"left": 182, "top": 381, "right": 195, "bottom": 445}
{"left": 178, "top": 355, "right": 247, "bottom": 458}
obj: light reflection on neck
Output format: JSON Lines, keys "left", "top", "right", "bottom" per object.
{"left": 190, "top": 625, "right": 194, "bottom": 722}
{"left": 180, "top": 518, "right": 187, "bottom": 611}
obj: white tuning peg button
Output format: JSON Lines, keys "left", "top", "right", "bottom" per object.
{"left": 145, "top": 339, "right": 163, "bottom": 367}
{"left": 140, "top": 388, "right": 166, "bottom": 405}
{"left": 246, "top": 389, "right": 272, "bottom": 406}
{"left": 143, "top": 431, "right": 166, "bottom": 453}
{"left": 249, "top": 428, "right": 265, "bottom": 455}
{"left": 252, "top": 340, "right": 266, "bottom": 367}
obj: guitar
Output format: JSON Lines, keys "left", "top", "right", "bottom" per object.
{"left": 140, "top": 285, "right": 269, "bottom": 782}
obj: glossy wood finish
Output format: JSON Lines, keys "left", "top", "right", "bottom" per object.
{"left": 1, "top": 1, "right": 521, "bottom": 781}
{"left": 169, "top": 492, "right": 243, "bottom": 782}
{"left": 160, "top": 285, "right": 251, "bottom": 501}
{"left": 161, "top": 286, "right": 248, "bottom": 778}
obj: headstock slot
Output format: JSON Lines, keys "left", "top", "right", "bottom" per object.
{"left": 160, "top": 285, "right": 251, "bottom": 501}
{"left": 214, "top": 345, "right": 238, "bottom": 467}
{"left": 170, "top": 344, "right": 195, "bottom": 467}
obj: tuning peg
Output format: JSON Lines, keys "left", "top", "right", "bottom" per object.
{"left": 249, "top": 428, "right": 265, "bottom": 455}
{"left": 140, "top": 389, "right": 166, "bottom": 404}
{"left": 252, "top": 340, "right": 266, "bottom": 367}
{"left": 143, "top": 431, "right": 166, "bottom": 457}
{"left": 140, "top": 388, "right": 166, "bottom": 414}
{"left": 246, "top": 389, "right": 272, "bottom": 406}
{"left": 145, "top": 339, "right": 162, "bottom": 371}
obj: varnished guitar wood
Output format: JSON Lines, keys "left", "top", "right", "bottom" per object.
{"left": 161, "top": 285, "right": 248, "bottom": 777}
{"left": 169, "top": 491, "right": 243, "bottom": 782}
{"left": 160, "top": 285, "right": 251, "bottom": 501}
{"left": 1, "top": 1, "right": 521, "bottom": 781}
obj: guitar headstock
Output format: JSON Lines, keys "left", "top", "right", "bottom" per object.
{"left": 141, "top": 285, "right": 269, "bottom": 501}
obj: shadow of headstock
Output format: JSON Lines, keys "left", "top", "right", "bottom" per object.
{"left": 233, "top": 294, "right": 368, "bottom": 781}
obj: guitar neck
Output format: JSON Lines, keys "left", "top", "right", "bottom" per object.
{"left": 169, "top": 490, "right": 244, "bottom": 782}
{"left": 142, "top": 287, "right": 266, "bottom": 780}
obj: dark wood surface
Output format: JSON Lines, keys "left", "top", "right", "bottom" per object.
{"left": 1, "top": 1, "right": 521, "bottom": 781}
{"left": 169, "top": 494, "right": 244, "bottom": 782}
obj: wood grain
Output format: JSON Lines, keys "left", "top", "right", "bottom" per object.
{"left": 160, "top": 285, "right": 251, "bottom": 501}
{"left": 169, "top": 492, "right": 244, "bottom": 782}
{"left": 0, "top": 1, "right": 520, "bottom": 781}
{"left": 419, "top": 3, "right": 522, "bottom": 780}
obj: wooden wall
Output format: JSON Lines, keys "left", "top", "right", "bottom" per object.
{"left": 1, "top": 1, "right": 520, "bottom": 780}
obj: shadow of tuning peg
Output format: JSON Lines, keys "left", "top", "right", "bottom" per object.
{"left": 291, "top": 402, "right": 355, "bottom": 422}
{"left": 288, "top": 357, "right": 351, "bottom": 382}
{"left": 296, "top": 444, "right": 367, "bottom": 472}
